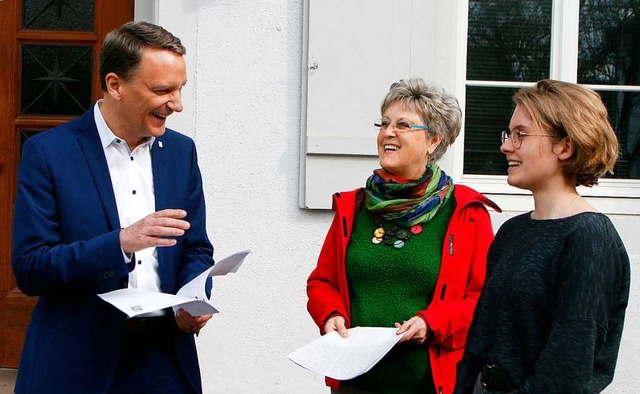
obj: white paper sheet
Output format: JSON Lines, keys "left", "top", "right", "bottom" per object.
{"left": 98, "top": 249, "right": 250, "bottom": 317}
{"left": 97, "top": 288, "right": 214, "bottom": 318}
{"left": 287, "top": 327, "right": 404, "bottom": 380}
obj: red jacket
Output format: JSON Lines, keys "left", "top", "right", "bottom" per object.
{"left": 307, "top": 185, "right": 500, "bottom": 394}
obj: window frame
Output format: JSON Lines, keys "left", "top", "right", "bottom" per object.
{"left": 459, "top": 0, "right": 640, "bottom": 214}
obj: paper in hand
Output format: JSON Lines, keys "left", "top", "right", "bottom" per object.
{"left": 173, "top": 249, "right": 250, "bottom": 315}
{"left": 287, "top": 327, "right": 403, "bottom": 380}
{"left": 98, "top": 249, "right": 250, "bottom": 317}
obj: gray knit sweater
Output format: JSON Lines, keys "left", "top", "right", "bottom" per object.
{"left": 455, "top": 212, "right": 630, "bottom": 394}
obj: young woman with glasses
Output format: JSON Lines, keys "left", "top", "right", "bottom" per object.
{"left": 307, "top": 78, "right": 500, "bottom": 394}
{"left": 455, "top": 79, "right": 630, "bottom": 393}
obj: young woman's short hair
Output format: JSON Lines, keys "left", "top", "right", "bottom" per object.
{"left": 513, "top": 79, "right": 619, "bottom": 186}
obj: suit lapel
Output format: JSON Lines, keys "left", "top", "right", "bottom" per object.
{"left": 151, "top": 137, "right": 172, "bottom": 285}
{"left": 151, "top": 137, "right": 169, "bottom": 211}
{"left": 75, "top": 110, "right": 121, "bottom": 231}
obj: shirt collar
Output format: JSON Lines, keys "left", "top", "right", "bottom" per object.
{"left": 93, "top": 100, "right": 155, "bottom": 150}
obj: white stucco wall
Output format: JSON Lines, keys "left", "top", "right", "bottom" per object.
{"left": 159, "top": 1, "right": 330, "bottom": 392}
{"left": 152, "top": 1, "right": 639, "bottom": 392}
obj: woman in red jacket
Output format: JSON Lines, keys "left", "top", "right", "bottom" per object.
{"left": 307, "top": 78, "right": 500, "bottom": 394}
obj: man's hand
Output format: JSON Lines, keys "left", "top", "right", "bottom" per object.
{"left": 175, "top": 309, "right": 212, "bottom": 334}
{"left": 120, "top": 209, "right": 190, "bottom": 253}
{"left": 324, "top": 315, "right": 349, "bottom": 338}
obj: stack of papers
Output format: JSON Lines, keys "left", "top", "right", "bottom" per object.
{"left": 287, "top": 327, "right": 404, "bottom": 380}
{"left": 98, "top": 250, "right": 250, "bottom": 317}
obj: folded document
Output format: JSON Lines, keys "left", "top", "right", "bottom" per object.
{"left": 98, "top": 250, "right": 250, "bottom": 317}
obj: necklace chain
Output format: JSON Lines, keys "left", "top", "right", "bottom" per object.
{"left": 533, "top": 194, "right": 581, "bottom": 220}
{"left": 564, "top": 194, "right": 580, "bottom": 214}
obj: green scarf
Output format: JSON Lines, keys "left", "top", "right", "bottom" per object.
{"left": 364, "top": 164, "right": 453, "bottom": 227}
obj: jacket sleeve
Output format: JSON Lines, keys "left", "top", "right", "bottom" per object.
{"left": 12, "top": 138, "right": 128, "bottom": 296}
{"left": 417, "top": 204, "right": 494, "bottom": 350}
{"left": 307, "top": 209, "right": 350, "bottom": 332}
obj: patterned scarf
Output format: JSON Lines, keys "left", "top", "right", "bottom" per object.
{"left": 364, "top": 164, "right": 454, "bottom": 227}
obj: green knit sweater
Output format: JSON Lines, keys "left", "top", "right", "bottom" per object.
{"left": 342, "top": 197, "right": 453, "bottom": 393}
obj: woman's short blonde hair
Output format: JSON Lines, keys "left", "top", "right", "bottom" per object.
{"left": 381, "top": 78, "right": 462, "bottom": 163}
{"left": 513, "top": 79, "right": 619, "bottom": 186}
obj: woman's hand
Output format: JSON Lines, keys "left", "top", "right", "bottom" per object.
{"left": 324, "top": 315, "right": 349, "bottom": 338}
{"left": 395, "top": 316, "right": 429, "bottom": 344}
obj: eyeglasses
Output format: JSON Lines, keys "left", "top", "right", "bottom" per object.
{"left": 374, "top": 118, "right": 430, "bottom": 133}
{"left": 501, "top": 128, "right": 559, "bottom": 149}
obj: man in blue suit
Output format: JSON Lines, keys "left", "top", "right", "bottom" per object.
{"left": 12, "top": 21, "right": 214, "bottom": 393}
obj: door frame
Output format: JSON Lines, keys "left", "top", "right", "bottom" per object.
{"left": 0, "top": 0, "right": 134, "bottom": 368}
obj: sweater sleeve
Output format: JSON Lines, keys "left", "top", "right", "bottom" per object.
{"left": 518, "top": 218, "right": 630, "bottom": 393}
{"left": 418, "top": 203, "right": 494, "bottom": 350}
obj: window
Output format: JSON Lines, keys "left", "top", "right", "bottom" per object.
{"left": 463, "top": 0, "right": 640, "bottom": 204}
{"left": 300, "top": 0, "right": 640, "bottom": 213}
{"left": 465, "top": 1, "right": 553, "bottom": 176}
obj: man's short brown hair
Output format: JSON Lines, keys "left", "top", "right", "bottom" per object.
{"left": 99, "top": 21, "right": 185, "bottom": 91}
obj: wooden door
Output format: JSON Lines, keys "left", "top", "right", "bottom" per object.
{"left": 0, "top": 0, "right": 133, "bottom": 368}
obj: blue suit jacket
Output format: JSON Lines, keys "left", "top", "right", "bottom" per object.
{"left": 12, "top": 109, "right": 214, "bottom": 394}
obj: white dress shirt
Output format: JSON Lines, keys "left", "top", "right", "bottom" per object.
{"left": 93, "top": 101, "right": 162, "bottom": 293}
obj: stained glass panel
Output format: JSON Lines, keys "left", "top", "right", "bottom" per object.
{"left": 23, "top": 0, "right": 94, "bottom": 31}
{"left": 20, "top": 44, "right": 93, "bottom": 116}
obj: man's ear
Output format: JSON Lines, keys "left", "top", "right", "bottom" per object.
{"left": 104, "top": 73, "right": 122, "bottom": 99}
{"left": 555, "top": 137, "right": 574, "bottom": 160}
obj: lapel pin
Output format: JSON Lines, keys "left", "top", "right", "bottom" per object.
{"left": 158, "top": 141, "right": 164, "bottom": 148}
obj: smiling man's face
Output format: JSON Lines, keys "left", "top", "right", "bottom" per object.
{"left": 109, "top": 47, "right": 187, "bottom": 147}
